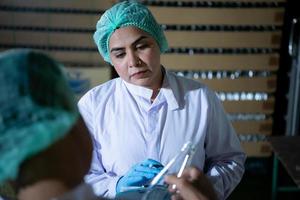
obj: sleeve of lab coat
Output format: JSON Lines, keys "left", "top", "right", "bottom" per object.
{"left": 204, "top": 88, "right": 247, "bottom": 200}
{"left": 77, "top": 92, "right": 120, "bottom": 199}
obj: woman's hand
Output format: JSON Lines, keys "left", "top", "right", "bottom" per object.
{"left": 116, "top": 159, "right": 163, "bottom": 193}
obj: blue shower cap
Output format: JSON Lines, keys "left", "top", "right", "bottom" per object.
{"left": 0, "top": 49, "right": 79, "bottom": 183}
{"left": 93, "top": 0, "right": 168, "bottom": 64}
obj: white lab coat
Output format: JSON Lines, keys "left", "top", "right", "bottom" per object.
{"left": 78, "top": 69, "right": 246, "bottom": 199}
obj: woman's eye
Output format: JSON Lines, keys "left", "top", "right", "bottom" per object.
{"left": 115, "top": 53, "right": 125, "bottom": 58}
{"left": 137, "top": 44, "right": 148, "bottom": 50}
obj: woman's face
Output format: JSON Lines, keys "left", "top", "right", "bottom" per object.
{"left": 109, "top": 26, "right": 162, "bottom": 90}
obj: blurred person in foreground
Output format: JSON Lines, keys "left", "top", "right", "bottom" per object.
{"left": 78, "top": 1, "right": 246, "bottom": 199}
{"left": 0, "top": 49, "right": 101, "bottom": 200}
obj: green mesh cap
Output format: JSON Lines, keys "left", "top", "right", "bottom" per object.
{"left": 93, "top": 0, "right": 169, "bottom": 64}
{"left": 0, "top": 49, "right": 79, "bottom": 183}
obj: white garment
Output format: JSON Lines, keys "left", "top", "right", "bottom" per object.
{"left": 78, "top": 70, "right": 246, "bottom": 199}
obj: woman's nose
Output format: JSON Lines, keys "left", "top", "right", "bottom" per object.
{"left": 127, "top": 51, "right": 141, "bottom": 68}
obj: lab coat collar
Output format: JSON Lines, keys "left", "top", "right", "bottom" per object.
{"left": 122, "top": 68, "right": 179, "bottom": 111}
{"left": 122, "top": 80, "right": 153, "bottom": 101}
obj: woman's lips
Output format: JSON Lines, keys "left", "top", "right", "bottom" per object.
{"left": 131, "top": 70, "right": 149, "bottom": 78}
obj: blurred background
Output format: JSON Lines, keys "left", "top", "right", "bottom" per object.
{"left": 0, "top": 0, "right": 299, "bottom": 199}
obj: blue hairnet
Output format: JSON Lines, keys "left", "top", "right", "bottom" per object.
{"left": 93, "top": 0, "right": 168, "bottom": 64}
{"left": 0, "top": 49, "right": 79, "bottom": 183}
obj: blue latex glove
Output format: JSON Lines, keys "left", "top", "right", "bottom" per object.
{"left": 116, "top": 159, "right": 164, "bottom": 193}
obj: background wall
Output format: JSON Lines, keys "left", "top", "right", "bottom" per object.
{"left": 0, "top": 0, "right": 113, "bottom": 97}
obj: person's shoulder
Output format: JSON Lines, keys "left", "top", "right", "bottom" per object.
{"left": 166, "top": 70, "right": 218, "bottom": 101}
{"left": 94, "top": 78, "right": 119, "bottom": 92}
{"left": 79, "top": 78, "right": 120, "bottom": 104}
{"left": 167, "top": 71, "right": 209, "bottom": 91}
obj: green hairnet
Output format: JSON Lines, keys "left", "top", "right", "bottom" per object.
{"left": 0, "top": 49, "right": 79, "bottom": 183}
{"left": 93, "top": 0, "right": 168, "bottom": 64}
